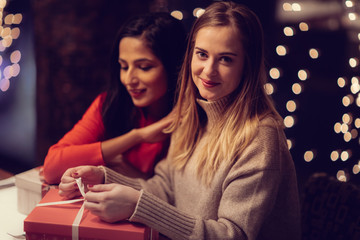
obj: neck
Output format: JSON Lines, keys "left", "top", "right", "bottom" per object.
{"left": 143, "top": 94, "right": 171, "bottom": 120}
{"left": 196, "top": 95, "right": 230, "bottom": 129}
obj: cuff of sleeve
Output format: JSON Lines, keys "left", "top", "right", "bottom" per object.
{"left": 97, "top": 166, "right": 106, "bottom": 184}
{"left": 99, "top": 166, "right": 142, "bottom": 190}
{"left": 129, "top": 190, "right": 195, "bottom": 239}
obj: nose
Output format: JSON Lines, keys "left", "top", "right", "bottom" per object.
{"left": 203, "top": 59, "right": 217, "bottom": 77}
{"left": 122, "top": 68, "right": 139, "bottom": 86}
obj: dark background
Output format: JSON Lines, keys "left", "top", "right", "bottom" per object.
{"left": 0, "top": 0, "right": 359, "bottom": 192}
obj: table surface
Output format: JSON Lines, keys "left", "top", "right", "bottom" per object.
{"left": 0, "top": 176, "right": 27, "bottom": 240}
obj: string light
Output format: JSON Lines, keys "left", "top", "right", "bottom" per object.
{"left": 349, "top": 57, "right": 359, "bottom": 68}
{"left": 353, "top": 164, "right": 360, "bottom": 174}
{"left": 334, "top": 122, "right": 342, "bottom": 133}
{"left": 337, "top": 170, "right": 348, "bottom": 182}
{"left": 348, "top": 12, "right": 357, "bottom": 21}
{"left": 276, "top": 45, "right": 288, "bottom": 56}
{"left": 304, "top": 150, "right": 315, "bottom": 162}
{"left": 351, "top": 129, "right": 358, "bottom": 138}
{"left": 269, "top": 67, "right": 281, "bottom": 79}
{"left": 170, "top": 10, "right": 183, "bottom": 20}
{"left": 291, "top": 83, "right": 303, "bottom": 94}
{"left": 193, "top": 8, "right": 205, "bottom": 18}
{"left": 298, "top": 69, "right": 309, "bottom": 81}
{"left": 344, "top": 132, "right": 352, "bottom": 142}
{"left": 345, "top": 0, "right": 354, "bottom": 8}
{"left": 341, "top": 123, "right": 349, "bottom": 134}
{"left": 355, "top": 118, "right": 360, "bottom": 128}
{"left": 330, "top": 150, "right": 340, "bottom": 161}
{"left": 342, "top": 113, "right": 352, "bottom": 124}
{"left": 299, "top": 22, "right": 309, "bottom": 31}
{"left": 0, "top": 0, "right": 23, "bottom": 93}
{"left": 340, "top": 150, "right": 352, "bottom": 161}
{"left": 287, "top": 139, "right": 293, "bottom": 150}
{"left": 275, "top": 1, "right": 360, "bottom": 182}
{"left": 284, "top": 115, "right": 295, "bottom": 128}
{"left": 291, "top": 3, "right": 302, "bottom": 12}
{"left": 309, "top": 48, "right": 319, "bottom": 59}
{"left": 286, "top": 100, "right": 297, "bottom": 112}
{"left": 283, "top": 26, "right": 295, "bottom": 36}
{"left": 264, "top": 83, "right": 275, "bottom": 95}
{"left": 282, "top": 3, "right": 292, "bottom": 12}
{"left": 337, "top": 77, "right": 347, "bottom": 88}
{"left": 342, "top": 94, "right": 354, "bottom": 106}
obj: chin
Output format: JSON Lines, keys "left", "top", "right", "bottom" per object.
{"left": 132, "top": 100, "right": 148, "bottom": 108}
{"left": 199, "top": 94, "right": 217, "bottom": 102}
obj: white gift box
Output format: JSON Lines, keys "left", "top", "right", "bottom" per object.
{"left": 15, "top": 167, "right": 57, "bottom": 215}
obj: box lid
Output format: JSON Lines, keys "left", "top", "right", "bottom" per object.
{"left": 15, "top": 167, "right": 44, "bottom": 192}
{"left": 24, "top": 189, "right": 151, "bottom": 240}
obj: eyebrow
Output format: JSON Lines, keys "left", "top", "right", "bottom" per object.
{"left": 194, "top": 47, "right": 238, "bottom": 57}
{"left": 118, "top": 58, "right": 153, "bottom": 63}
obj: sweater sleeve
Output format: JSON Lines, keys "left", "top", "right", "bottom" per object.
{"left": 102, "top": 157, "right": 174, "bottom": 203}
{"left": 132, "top": 124, "right": 299, "bottom": 240}
{"left": 102, "top": 122, "right": 300, "bottom": 240}
{"left": 43, "top": 94, "right": 106, "bottom": 184}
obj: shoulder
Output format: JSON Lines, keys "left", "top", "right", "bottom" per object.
{"left": 88, "top": 92, "right": 106, "bottom": 110}
{"left": 256, "top": 114, "right": 285, "bottom": 146}
{"left": 233, "top": 115, "right": 290, "bottom": 171}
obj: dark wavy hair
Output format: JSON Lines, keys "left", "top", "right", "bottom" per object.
{"left": 101, "top": 12, "right": 186, "bottom": 139}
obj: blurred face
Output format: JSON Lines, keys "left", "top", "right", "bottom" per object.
{"left": 119, "top": 37, "right": 168, "bottom": 108}
{"left": 191, "top": 26, "right": 245, "bottom": 101}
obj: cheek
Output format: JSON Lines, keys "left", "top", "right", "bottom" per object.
{"left": 150, "top": 73, "right": 168, "bottom": 95}
{"left": 190, "top": 56, "right": 200, "bottom": 75}
{"left": 119, "top": 71, "right": 126, "bottom": 85}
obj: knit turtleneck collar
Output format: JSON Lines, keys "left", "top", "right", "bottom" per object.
{"left": 196, "top": 96, "right": 231, "bottom": 129}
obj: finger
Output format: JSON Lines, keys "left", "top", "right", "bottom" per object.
{"left": 59, "top": 181, "right": 78, "bottom": 193}
{"left": 76, "top": 166, "right": 102, "bottom": 179}
{"left": 60, "top": 174, "right": 76, "bottom": 184}
{"left": 85, "top": 185, "right": 114, "bottom": 203}
{"left": 84, "top": 200, "right": 101, "bottom": 211}
{"left": 87, "top": 184, "right": 114, "bottom": 193}
{"left": 84, "top": 201, "right": 116, "bottom": 223}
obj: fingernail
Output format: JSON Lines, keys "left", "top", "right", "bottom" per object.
{"left": 74, "top": 172, "right": 79, "bottom": 176}
{"left": 88, "top": 184, "right": 93, "bottom": 188}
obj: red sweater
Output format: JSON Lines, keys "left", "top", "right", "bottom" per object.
{"left": 43, "top": 94, "right": 169, "bottom": 184}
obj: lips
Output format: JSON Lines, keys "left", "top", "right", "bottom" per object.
{"left": 200, "top": 78, "right": 220, "bottom": 88}
{"left": 128, "top": 88, "right": 146, "bottom": 97}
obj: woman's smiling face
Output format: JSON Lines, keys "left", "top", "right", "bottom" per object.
{"left": 191, "top": 26, "right": 245, "bottom": 101}
{"left": 119, "top": 37, "right": 168, "bottom": 108}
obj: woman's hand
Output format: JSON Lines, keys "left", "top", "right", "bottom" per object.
{"left": 58, "top": 166, "right": 105, "bottom": 199}
{"left": 137, "top": 110, "right": 175, "bottom": 143}
{"left": 84, "top": 183, "right": 140, "bottom": 223}
{"left": 101, "top": 110, "right": 175, "bottom": 166}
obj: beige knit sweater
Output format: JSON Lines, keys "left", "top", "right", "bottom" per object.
{"left": 103, "top": 98, "right": 301, "bottom": 240}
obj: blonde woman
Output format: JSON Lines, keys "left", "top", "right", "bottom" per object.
{"left": 59, "top": 2, "right": 301, "bottom": 239}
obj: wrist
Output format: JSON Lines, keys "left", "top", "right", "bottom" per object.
{"left": 130, "top": 128, "right": 145, "bottom": 143}
{"left": 97, "top": 166, "right": 106, "bottom": 184}
{"left": 128, "top": 189, "right": 142, "bottom": 221}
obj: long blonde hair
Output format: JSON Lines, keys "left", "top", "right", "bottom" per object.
{"left": 168, "top": 1, "right": 282, "bottom": 185}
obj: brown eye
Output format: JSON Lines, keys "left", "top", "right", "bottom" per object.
{"left": 196, "top": 51, "right": 207, "bottom": 59}
{"left": 139, "top": 65, "right": 153, "bottom": 71}
{"left": 220, "top": 56, "right": 232, "bottom": 64}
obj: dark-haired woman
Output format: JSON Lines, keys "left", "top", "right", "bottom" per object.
{"left": 43, "top": 12, "right": 186, "bottom": 184}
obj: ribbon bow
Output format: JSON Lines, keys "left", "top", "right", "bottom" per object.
{"left": 37, "top": 178, "right": 86, "bottom": 240}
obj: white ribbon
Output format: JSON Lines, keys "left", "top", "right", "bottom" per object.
{"left": 36, "top": 177, "right": 86, "bottom": 240}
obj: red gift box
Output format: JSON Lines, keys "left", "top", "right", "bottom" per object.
{"left": 24, "top": 189, "right": 158, "bottom": 240}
